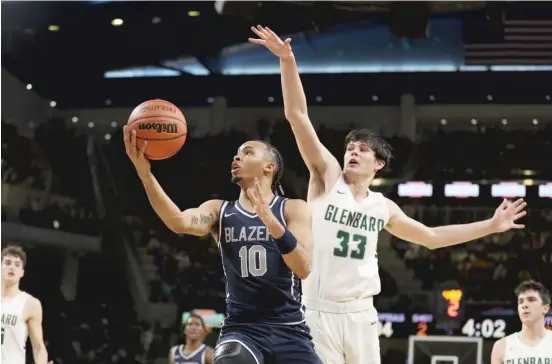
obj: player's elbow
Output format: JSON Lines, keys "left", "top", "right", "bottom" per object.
{"left": 295, "top": 264, "right": 311, "bottom": 280}
{"left": 284, "top": 109, "right": 308, "bottom": 124}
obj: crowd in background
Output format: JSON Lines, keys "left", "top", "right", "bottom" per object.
{"left": 2, "top": 114, "right": 551, "bottom": 363}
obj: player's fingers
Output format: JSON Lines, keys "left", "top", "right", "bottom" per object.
{"left": 254, "top": 177, "right": 263, "bottom": 197}
{"left": 498, "top": 198, "right": 508, "bottom": 210}
{"left": 265, "top": 27, "right": 279, "bottom": 39}
{"left": 248, "top": 38, "right": 266, "bottom": 45}
{"left": 247, "top": 188, "right": 259, "bottom": 205}
{"left": 251, "top": 26, "right": 267, "bottom": 39}
{"left": 514, "top": 211, "right": 527, "bottom": 220}
{"left": 512, "top": 223, "right": 525, "bottom": 229}
{"left": 139, "top": 140, "right": 148, "bottom": 158}
{"left": 257, "top": 25, "right": 269, "bottom": 37}
{"left": 130, "top": 130, "right": 137, "bottom": 156}
{"left": 511, "top": 198, "right": 526, "bottom": 208}
{"left": 123, "top": 126, "right": 130, "bottom": 154}
{"left": 514, "top": 201, "right": 527, "bottom": 213}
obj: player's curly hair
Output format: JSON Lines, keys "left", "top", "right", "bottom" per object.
{"left": 261, "top": 141, "right": 285, "bottom": 195}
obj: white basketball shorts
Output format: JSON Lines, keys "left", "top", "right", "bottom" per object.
{"left": 304, "top": 296, "right": 380, "bottom": 364}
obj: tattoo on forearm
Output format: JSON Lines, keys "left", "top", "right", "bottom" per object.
{"left": 190, "top": 213, "right": 216, "bottom": 226}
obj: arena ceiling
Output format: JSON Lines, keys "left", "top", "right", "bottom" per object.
{"left": 2, "top": 1, "right": 551, "bottom": 108}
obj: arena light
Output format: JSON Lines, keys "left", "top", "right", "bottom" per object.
{"left": 152, "top": 16, "right": 161, "bottom": 24}
{"left": 111, "top": 18, "right": 123, "bottom": 26}
{"left": 487, "top": 95, "right": 493, "bottom": 101}
{"left": 532, "top": 119, "right": 539, "bottom": 125}
{"left": 88, "top": 122, "right": 95, "bottom": 128}
{"left": 538, "top": 183, "right": 552, "bottom": 198}
{"left": 268, "top": 96, "right": 274, "bottom": 103}
{"left": 50, "top": 101, "right": 57, "bottom": 107}
{"left": 105, "top": 99, "right": 112, "bottom": 105}
{"left": 104, "top": 134, "right": 112, "bottom": 140}
{"left": 26, "top": 84, "right": 32, "bottom": 90}
{"left": 110, "top": 121, "right": 117, "bottom": 128}
{"left": 316, "top": 96, "right": 322, "bottom": 102}
{"left": 72, "top": 117, "right": 79, "bottom": 123}
{"left": 48, "top": 25, "right": 60, "bottom": 32}
{"left": 470, "top": 118, "right": 477, "bottom": 125}
{"left": 440, "top": 119, "right": 447, "bottom": 125}
{"left": 491, "top": 182, "right": 526, "bottom": 198}
{"left": 372, "top": 95, "right": 378, "bottom": 101}
{"left": 188, "top": 10, "right": 200, "bottom": 17}
{"left": 429, "top": 95, "right": 435, "bottom": 101}
{"left": 501, "top": 119, "right": 507, "bottom": 125}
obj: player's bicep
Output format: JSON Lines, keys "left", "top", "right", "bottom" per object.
{"left": 384, "top": 199, "right": 435, "bottom": 248}
{"left": 490, "top": 339, "right": 505, "bottom": 364}
{"left": 178, "top": 199, "right": 222, "bottom": 236}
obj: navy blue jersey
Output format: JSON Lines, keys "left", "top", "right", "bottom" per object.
{"left": 217, "top": 196, "right": 304, "bottom": 325}
{"left": 171, "top": 344, "right": 208, "bottom": 364}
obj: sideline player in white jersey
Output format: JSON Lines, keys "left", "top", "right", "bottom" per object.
{"left": 491, "top": 280, "right": 552, "bottom": 364}
{"left": 1, "top": 246, "right": 51, "bottom": 364}
{"left": 249, "top": 25, "right": 529, "bottom": 364}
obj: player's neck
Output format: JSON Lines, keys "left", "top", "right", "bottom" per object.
{"left": 343, "top": 173, "right": 373, "bottom": 200}
{"left": 184, "top": 340, "right": 203, "bottom": 352}
{"left": 520, "top": 319, "right": 548, "bottom": 341}
{"left": 1, "top": 282, "right": 21, "bottom": 299}
{"left": 239, "top": 188, "right": 275, "bottom": 210}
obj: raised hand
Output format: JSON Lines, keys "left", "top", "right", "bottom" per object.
{"left": 246, "top": 178, "right": 276, "bottom": 225}
{"left": 490, "top": 198, "right": 527, "bottom": 233}
{"left": 248, "top": 25, "right": 293, "bottom": 60}
{"left": 123, "top": 125, "right": 151, "bottom": 179}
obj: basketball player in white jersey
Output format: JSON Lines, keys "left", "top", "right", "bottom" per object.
{"left": 491, "top": 280, "right": 552, "bottom": 364}
{"left": 1, "top": 246, "right": 52, "bottom": 364}
{"left": 249, "top": 25, "right": 528, "bottom": 364}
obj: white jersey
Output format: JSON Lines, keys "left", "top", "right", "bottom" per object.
{"left": 1, "top": 291, "right": 31, "bottom": 364}
{"left": 303, "top": 175, "right": 389, "bottom": 302}
{"left": 503, "top": 330, "right": 552, "bottom": 363}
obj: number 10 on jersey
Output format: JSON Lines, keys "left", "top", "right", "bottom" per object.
{"left": 239, "top": 245, "right": 268, "bottom": 277}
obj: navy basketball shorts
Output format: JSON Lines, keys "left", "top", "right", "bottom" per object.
{"left": 217, "top": 322, "right": 323, "bottom": 364}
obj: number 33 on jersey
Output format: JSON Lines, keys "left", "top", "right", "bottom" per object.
{"left": 304, "top": 176, "right": 390, "bottom": 302}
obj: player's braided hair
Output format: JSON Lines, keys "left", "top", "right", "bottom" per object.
{"left": 261, "top": 141, "right": 285, "bottom": 195}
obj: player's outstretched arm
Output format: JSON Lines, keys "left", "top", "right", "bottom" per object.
{"left": 124, "top": 125, "right": 221, "bottom": 236}
{"left": 26, "top": 298, "right": 52, "bottom": 364}
{"left": 142, "top": 173, "right": 221, "bottom": 236}
{"left": 249, "top": 26, "right": 341, "bottom": 187}
{"left": 385, "top": 198, "right": 527, "bottom": 250}
{"left": 247, "top": 179, "right": 312, "bottom": 279}
{"left": 490, "top": 338, "right": 506, "bottom": 364}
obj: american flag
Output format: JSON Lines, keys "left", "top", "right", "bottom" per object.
{"left": 464, "top": 16, "right": 552, "bottom": 65}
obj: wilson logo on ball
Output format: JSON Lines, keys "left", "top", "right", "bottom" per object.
{"left": 138, "top": 122, "right": 178, "bottom": 134}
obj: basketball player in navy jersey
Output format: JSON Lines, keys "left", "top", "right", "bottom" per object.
{"left": 169, "top": 314, "right": 213, "bottom": 364}
{"left": 124, "top": 127, "right": 322, "bottom": 364}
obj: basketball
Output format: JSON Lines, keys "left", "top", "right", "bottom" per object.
{"left": 127, "top": 99, "right": 187, "bottom": 160}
